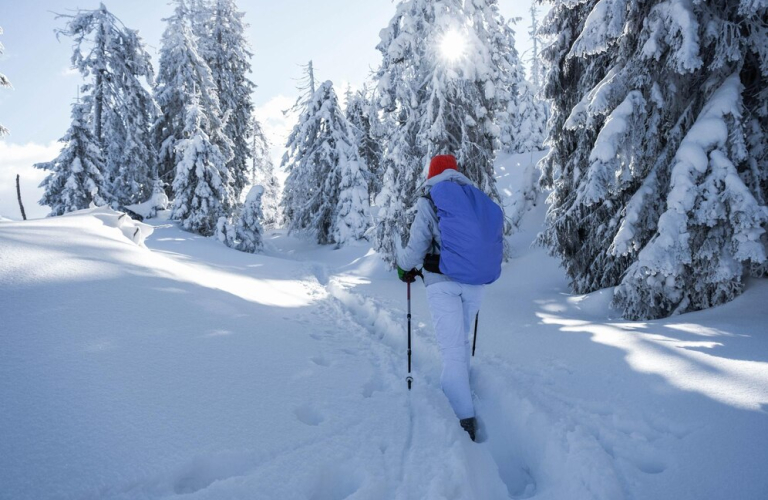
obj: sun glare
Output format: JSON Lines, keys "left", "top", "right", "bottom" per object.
{"left": 439, "top": 29, "right": 467, "bottom": 62}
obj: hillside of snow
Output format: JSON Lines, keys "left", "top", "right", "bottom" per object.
{"left": 1, "top": 152, "right": 767, "bottom": 500}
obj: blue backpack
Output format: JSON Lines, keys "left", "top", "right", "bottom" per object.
{"left": 426, "top": 181, "right": 504, "bottom": 285}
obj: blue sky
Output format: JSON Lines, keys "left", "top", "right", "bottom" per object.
{"left": 0, "top": 0, "right": 539, "bottom": 219}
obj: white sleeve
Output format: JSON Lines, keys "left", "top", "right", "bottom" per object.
{"left": 397, "top": 197, "right": 436, "bottom": 271}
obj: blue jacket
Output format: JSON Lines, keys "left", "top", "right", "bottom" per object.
{"left": 397, "top": 170, "right": 476, "bottom": 287}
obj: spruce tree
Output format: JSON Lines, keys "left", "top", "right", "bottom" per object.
{"left": 527, "top": 4, "right": 547, "bottom": 97}
{"left": 373, "top": 0, "right": 520, "bottom": 263}
{"left": 251, "top": 116, "right": 281, "bottom": 227}
{"left": 35, "top": 102, "right": 112, "bottom": 216}
{"left": 280, "top": 62, "right": 316, "bottom": 231}
{"left": 155, "top": 0, "right": 234, "bottom": 235}
{"left": 281, "top": 77, "right": 369, "bottom": 245}
{"left": 345, "top": 86, "right": 384, "bottom": 202}
{"left": 153, "top": 0, "right": 233, "bottom": 206}
{"left": 193, "top": 0, "right": 255, "bottom": 201}
{"left": 57, "top": 4, "right": 157, "bottom": 207}
{"left": 0, "top": 26, "right": 11, "bottom": 137}
{"left": 508, "top": 78, "right": 547, "bottom": 154}
{"left": 217, "top": 185, "right": 264, "bottom": 253}
{"left": 539, "top": 0, "right": 768, "bottom": 319}
{"left": 172, "top": 90, "right": 233, "bottom": 235}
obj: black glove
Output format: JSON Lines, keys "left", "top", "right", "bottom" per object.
{"left": 397, "top": 266, "right": 420, "bottom": 283}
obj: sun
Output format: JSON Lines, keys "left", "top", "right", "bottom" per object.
{"left": 439, "top": 29, "right": 467, "bottom": 63}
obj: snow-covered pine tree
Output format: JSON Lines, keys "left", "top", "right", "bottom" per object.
{"left": 508, "top": 78, "right": 547, "bottom": 154}
{"left": 281, "top": 77, "right": 370, "bottom": 245}
{"left": 0, "top": 26, "right": 11, "bottom": 137}
{"left": 172, "top": 89, "right": 233, "bottom": 236}
{"left": 193, "top": 0, "right": 255, "bottom": 201}
{"left": 35, "top": 102, "right": 112, "bottom": 216}
{"left": 373, "top": 0, "right": 520, "bottom": 263}
{"left": 528, "top": 4, "right": 545, "bottom": 97}
{"left": 502, "top": 4, "right": 547, "bottom": 155}
{"left": 539, "top": 0, "right": 768, "bottom": 319}
{"left": 217, "top": 185, "right": 265, "bottom": 253}
{"left": 345, "top": 86, "right": 384, "bottom": 202}
{"left": 477, "top": 7, "right": 527, "bottom": 158}
{"left": 251, "top": 116, "right": 281, "bottom": 227}
{"left": 279, "top": 62, "right": 315, "bottom": 229}
{"left": 153, "top": 0, "right": 234, "bottom": 206}
{"left": 57, "top": 4, "right": 157, "bottom": 207}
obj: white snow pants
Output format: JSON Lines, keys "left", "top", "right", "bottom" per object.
{"left": 426, "top": 281, "right": 485, "bottom": 420}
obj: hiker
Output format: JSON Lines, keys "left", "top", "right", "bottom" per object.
{"left": 397, "top": 154, "right": 503, "bottom": 441}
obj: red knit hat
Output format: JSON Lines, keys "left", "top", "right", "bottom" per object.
{"left": 428, "top": 154, "right": 458, "bottom": 179}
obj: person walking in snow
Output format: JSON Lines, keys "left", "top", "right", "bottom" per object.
{"left": 397, "top": 154, "right": 504, "bottom": 441}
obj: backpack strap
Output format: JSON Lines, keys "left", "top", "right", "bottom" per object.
{"left": 420, "top": 193, "right": 442, "bottom": 274}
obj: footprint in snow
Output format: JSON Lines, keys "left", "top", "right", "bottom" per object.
{"left": 310, "top": 355, "right": 331, "bottom": 367}
{"left": 171, "top": 450, "right": 257, "bottom": 495}
{"left": 295, "top": 404, "right": 325, "bottom": 426}
{"left": 361, "top": 377, "right": 385, "bottom": 398}
{"left": 304, "top": 462, "right": 363, "bottom": 500}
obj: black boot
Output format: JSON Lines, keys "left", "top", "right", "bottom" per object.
{"left": 460, "top": 417, "right": 477, "bottom": 441}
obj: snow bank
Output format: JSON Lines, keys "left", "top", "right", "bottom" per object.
{"left": 62, "top": 206, "right": 155, "bottom": 246}
{"left": 124, "top": 189, "right": 170, "bottom": 220}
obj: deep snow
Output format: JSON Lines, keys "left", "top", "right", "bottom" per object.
{"left": 1, "top": 152, "right": 767, "bottom": 500}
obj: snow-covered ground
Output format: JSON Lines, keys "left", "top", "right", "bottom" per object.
{"left": 2, "top": 152, "right": 767, "bottom": 500}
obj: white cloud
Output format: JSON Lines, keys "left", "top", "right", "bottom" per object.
{"left": 0, "top": 140, "right": 61, "bottom": 220}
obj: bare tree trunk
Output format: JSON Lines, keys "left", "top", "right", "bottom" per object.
{"left": 16, "top": 174, "right": 27, "bottom": 221}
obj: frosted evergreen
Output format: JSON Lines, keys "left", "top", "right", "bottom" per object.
{"left": 508, "top": 79, "right": 547, "bottom": 154}
{"left": 125, "top": 179, "right": 170, "bottom": 220}
{"left": 57, "top": 4, "right": 157, "bottom": 207}
{"left": 251, "top": 117, "right": 282, "bottom": 227}
{"left": 171, "top": 91, "right": 233, "bottom": 236}
{"left": 217, "top": 185, "right": 264, "bottom": 253}
{"left": 35, "top": 103, "right": 112, "bottom": 216}
{"left": 192, "top": 0, "right": 255, "bottom": 201}
{"left": 538, "top": 0, "right": 768, "bottom": 319}
{"left": 281, "top": 78, "right": 370, "bottom": 246}
{"left": 345, "top": 86, "right": 384, "bottom": 202}
{"left": 527, "top": 4, "right": 545, "bottom": 96}
{"left": 615, "top": 75, "right": 768, "bottom": 319}
{"left": 153, "top": 0, "right": 234, "bottom": 210}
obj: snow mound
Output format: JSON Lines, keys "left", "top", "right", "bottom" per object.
{"left": 124, "top": 190, "right": 170, "bottom": 220}
{"left": 63, "top": 206, "right": 155, "bottom": 246}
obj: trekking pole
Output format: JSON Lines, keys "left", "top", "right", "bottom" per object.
{"left": 472, "top": 312, "right": 480, "bottom": 357}
{"left": 406, "top": 280, "right": 413, "bottom": 390}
